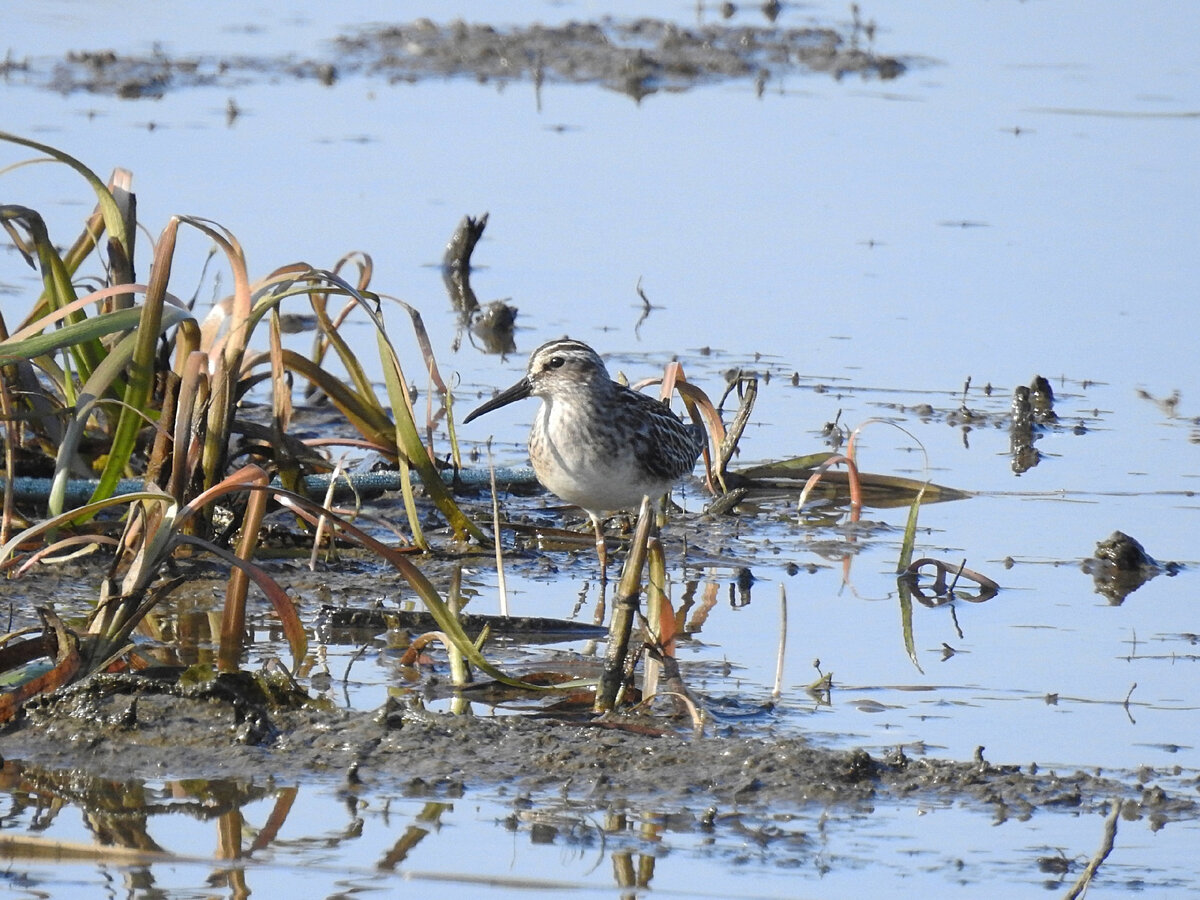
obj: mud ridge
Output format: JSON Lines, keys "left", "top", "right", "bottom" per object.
{"left": 2, "top": 678, "right": 1194, "bottom": 834}
{"left": 1, "top": 16, "right": 907, "bottom": 101}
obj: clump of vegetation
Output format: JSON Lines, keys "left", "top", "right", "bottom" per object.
{"left": 0, "top": 132, "right": 493, "bottom": 715}
{"left": 0, "top": 132, "right": 734, "bottom": 720}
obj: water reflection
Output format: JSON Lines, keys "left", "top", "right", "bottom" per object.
{"left": 0, "top": 758, "right": 283, "bottom": 883}
{"left": 900, "top": 558, "right": 1000, "bottom": 607}
{"left": 0, "top": 757, "right": 836, "bottom": 896}
{"left": 377, "top": 801, "right": 451, "bottom": 869}
{"left": 1008, "top": 374, "right": 1060, "bottom": 475}
{"left": 0, "top": 759, "right": 474, "bottom": 894}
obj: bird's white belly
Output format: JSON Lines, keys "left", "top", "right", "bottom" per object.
{"left": 531, "top": 402, "right": 676, "bottom": 513}
{"left": 536, "top": 452, "right": 656, "bottom": 513}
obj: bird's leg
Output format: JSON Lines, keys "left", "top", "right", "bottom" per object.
{"left": 589, "top": 512, "right": 609, "bottom": 583}
{"left": 593, "top": 578, "right": 608, "bottom": 625}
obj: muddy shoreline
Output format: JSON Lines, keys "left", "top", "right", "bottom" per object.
{"left": 2, "top": 674, "right": 1194, "bottom": 836}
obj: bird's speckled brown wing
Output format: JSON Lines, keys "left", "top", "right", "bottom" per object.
{"left": 615, "top": 385, "right": 706, "bottom": 482}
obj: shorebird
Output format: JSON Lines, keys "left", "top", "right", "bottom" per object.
{"left": 463, "top": 338, "right": 707, "bottom": 569}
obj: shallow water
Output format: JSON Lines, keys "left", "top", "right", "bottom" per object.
{"left": 0, "top": 774, "right": 1185, "bottom": 898}
{"left": 3, "top": 0, "right": 1200, "bottom": 896}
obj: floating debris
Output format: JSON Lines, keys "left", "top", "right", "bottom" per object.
{"left": 1083, "top": 531, "right": 1181, "bottom": 604}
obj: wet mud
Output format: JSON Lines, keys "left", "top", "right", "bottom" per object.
{"left": 3, "top": 16, "right": 906, "bottom": 102}
{"left": 2, "top": 672, "right": 1195, "bottom": 835}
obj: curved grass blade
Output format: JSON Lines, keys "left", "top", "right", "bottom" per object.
{"left": 642, "top": 371, "right": 725, "bottom": 494}
{"left": 275, "top": 350, "right": 395, "bottom": 447}
{"left": 0, "top": 131, "right": 132, "bottom": 265}
{"left": 86, "top": 219, "right": 187, "bottom": 507}
{"left": 0, "top": 491, "right": 168, "bottom": 569}
{"left": 0, "top": 306, "right": 142, "bottom": 361}
{"left": 171, "top": 216, "right": 252, "bottom": 493}
{"left": 0, "top": 205, "right": 96, "bottom": 390}
{"left": 896, "top": 566, "right": 924, "bottom": 674}
{"left": 47, "top": 329, "right": 140, "bottom": 517}
{"left": 897, "top": 482, "right": 928, "bottom": 573}
{"left": 377, "top": 327, "right": 427, "bottom": 549}
{"left": 316, "top": 271, "right": 484, "bottom": 543}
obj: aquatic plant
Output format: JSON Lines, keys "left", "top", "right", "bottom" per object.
{"left": 0, "top": 132, "right": 486, "bottom": 713}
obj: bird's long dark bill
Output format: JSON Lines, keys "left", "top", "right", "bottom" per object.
{"left": 462, "top": 376, "right": 533, "bottom": 424}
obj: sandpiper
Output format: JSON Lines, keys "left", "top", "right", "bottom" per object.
{"left": 463, "top": 338, "right": 707, "bottom": 567}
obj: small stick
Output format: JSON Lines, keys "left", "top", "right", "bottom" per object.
{"left": 718, "top": 376, "right": 757, "bottom": 476}
{"left": 1064, "top": 797, "right": 1122, "bottom": 900}
{"left": 1123, "top": 682, "right": 1137, "bottom": 724}
{"left": 947, "top": 558, "right": 968, "bottom": 594}
{"left": 310, "top": 459, "right": 346, "bottom": 571}
{"left": 773, "top": 583, "right": 787, "bottom": 700}
{"left": 633, "top": 276, "right": 656, "bottom": 337}
{"left": 442, "top": 213, "right": 488, "bottom": 314}
{"left": 442, "top": 213, "right": 488, "bottom": 272}
{"left": 486, "top": 442, "right": 509, "bottom": 617}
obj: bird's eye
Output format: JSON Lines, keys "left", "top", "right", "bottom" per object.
{"left": 547, "top": 356, "right": 565, "bottom": 369}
